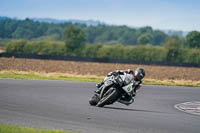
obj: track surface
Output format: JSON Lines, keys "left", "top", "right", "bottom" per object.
{"left": 0, "top": 79, "right": 200, "bottom": 133}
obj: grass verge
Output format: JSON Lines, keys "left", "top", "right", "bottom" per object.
{"left": 0, "top": 70, "right": 199, "bottom": 87}
{"left": 0, "top": 124, "right": 71, "bottom": 133}
{"left": 0, "top": 71, "right": 102, "bottom": 82}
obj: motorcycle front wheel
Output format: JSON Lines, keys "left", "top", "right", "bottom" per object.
{"left": 96, "top": 87, "right": 119, "bottom": 107}
{"left": 89, "top": 94, "right": 100, "bottom": 106}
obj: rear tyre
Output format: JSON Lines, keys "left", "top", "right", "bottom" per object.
{"left": 96, "top": 88, "right": 119, "bottom": 107}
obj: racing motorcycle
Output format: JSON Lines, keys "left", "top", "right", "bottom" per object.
{"left": 89, "top": 74, "right": 137, "bottom": 107}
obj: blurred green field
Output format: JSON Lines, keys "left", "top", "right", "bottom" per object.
{"left": 0, "top": 124, "right": 71, "bottom": 133}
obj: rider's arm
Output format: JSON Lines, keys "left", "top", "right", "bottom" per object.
{"left": 107, "top": 70, "right": 124, "bottom": 77}
{"left": 115, "top": 70, "right": 125, "bottom": 75}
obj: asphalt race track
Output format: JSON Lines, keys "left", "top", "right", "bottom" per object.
{"left": 0, "top": 79, "right": 200, "bottom": 133}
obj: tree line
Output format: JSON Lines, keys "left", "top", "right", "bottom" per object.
{"left": 0, "top": 18, "right": 168, "bottom": 45}
{"left": 1, "top": 18, "right": 200, "bottom": 48}
{"left": 1, "top": 18, "right": 200, "bottom": 65}
{"left": 5, "top": 38, "right": 200, "bottom": 64}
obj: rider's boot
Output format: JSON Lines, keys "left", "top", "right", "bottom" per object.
{"left": 118, "top": 98, "right": 134, "bottom": 106}
{"left": 117, "top": 95, "right": 134, "bottom": 106}
{"left": 132, "top": 92, "right": 136, "bottom": 97}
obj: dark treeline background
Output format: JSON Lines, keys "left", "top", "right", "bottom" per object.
{"left": 0, "top": 17, "right": 168, "bottom": 45}
{"left": 1, "top": 17, "right": 200, "bottom": 65}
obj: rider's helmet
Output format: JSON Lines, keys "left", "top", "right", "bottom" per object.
{"left": 134, "top": 68, "right": 145, "bottom": 81}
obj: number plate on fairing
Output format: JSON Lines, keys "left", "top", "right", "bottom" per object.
{"left": 122, "top": 83, "right": 133, "bottom": 93}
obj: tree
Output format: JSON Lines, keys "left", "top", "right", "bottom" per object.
{"left": 138, "top": 26, "right": 153, "bottom": 34}
{"left": 63, "top": 25, "right": 86, "bottom": 54}
{"left": 120, "top": 29, "right": 137, "bottom": 45}
{"left": 137, "top": 34, "right": 152, "bottom": 45}
{"left": 152, "top": 30, "right": 167, "bottom": 45}
{"left": 5, "top": 39, "right": 27, "bottom": 54}
{"left": 186, "top": 31, "right": 200, "bottom": 48}
{"left": 164, "top": 35, "right": 183, "bottom": 62}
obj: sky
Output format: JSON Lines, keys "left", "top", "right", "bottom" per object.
{"left": 0, "top": 0, "right": 200, "bottom": 31}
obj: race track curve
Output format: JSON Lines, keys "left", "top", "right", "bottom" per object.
{"left": 0, "top": 79, "right": 200, "bottom": 133}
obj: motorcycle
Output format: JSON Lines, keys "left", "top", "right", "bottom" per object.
{"left": 89, "top": 73, "right": 137, "bottom": 107}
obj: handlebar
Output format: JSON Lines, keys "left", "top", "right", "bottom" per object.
{"left": 113, "top": 75, "right": 123, "bottom": 86}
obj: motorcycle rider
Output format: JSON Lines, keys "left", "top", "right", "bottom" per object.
{"left": 95, "top": 68, "right": 145, "bottom": 105}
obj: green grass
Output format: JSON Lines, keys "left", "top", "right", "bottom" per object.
{"left": 0, "top": 71, "right": 199, "bottom": 87}
{"left": 0, "top": 124, "right": 71, "bottom": 133}
{"left": 144, "top": 79, "right": 200, "bottom": 87}
{"left": 0, "top": 71, "right": 102, "bottom": 82}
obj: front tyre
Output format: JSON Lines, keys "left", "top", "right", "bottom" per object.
{"left": 96, "top": 87, "right": 119, "bottom": 107}
{"left": 89, "top": 94, "right": 100, "bottom": 106}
